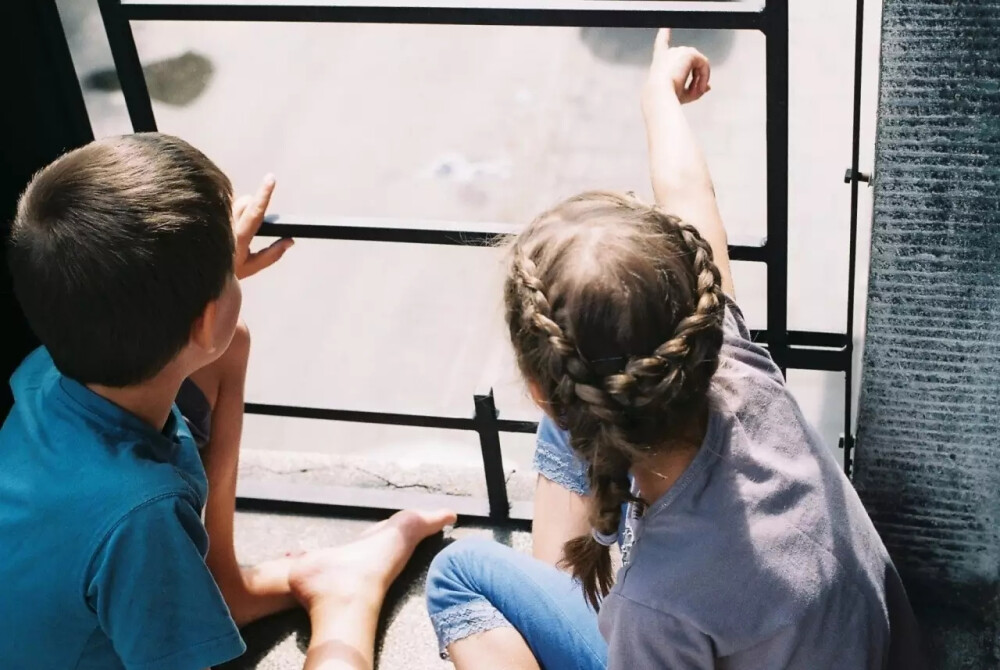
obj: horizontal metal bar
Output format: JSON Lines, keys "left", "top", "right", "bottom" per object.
{"left": 258, "top": 215, "right": 769, "bottom": 261}
{"left": 789, "top": 330, "right": 849, "bottom": 349}
{"left": 244, "top": 401, "right": 474, "bottom": 429}
{"left": 729, "top": 243, "right": 767, "bottom": 263}
{"left": 785, "top": 346, "right": 848, "bottom": 372}
{"left": 496, "top": 418, "right": 537, "bottom": 433}
{"left": 245, "top": 401, "right": 538, "bottom": 433}
{"left": 245, "top": 349, "right": 853, "bottom": 430}
{"left": 258, "top": 215, "right": 516, "bottom": 246}
{"left": 236, "top": 480, "right": 533, "bottom": 526}
{"left": 750, "top": 329, "right": 849, "bottom": 349}
{"left": 122, "top": 0, "right": 766, "bottom": 29}
{"left": 246, "top": 332, "right": 850, "bottom": 430}
{"left": 750, "top": 329, "right": 850, "bottom": 371}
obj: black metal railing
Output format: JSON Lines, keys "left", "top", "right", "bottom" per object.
{"left": 88, "top": 0, "right": 864, "bottom": 526}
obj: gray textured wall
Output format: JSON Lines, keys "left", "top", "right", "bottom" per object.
{"left": 853, "top": 1, "right": 1000, "bottom": 667}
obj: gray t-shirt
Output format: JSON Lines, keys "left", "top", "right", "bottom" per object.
{"left": 599, "top": 301, "right": 924, "bottom": 670}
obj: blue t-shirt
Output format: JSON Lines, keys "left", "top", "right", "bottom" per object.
{"left": 0, "top": 348, "right": 246, "bottom": 670}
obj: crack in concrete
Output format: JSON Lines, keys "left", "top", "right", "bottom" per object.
{"left": 352, "top": 466, "right": 444, "bottom": 494}
{"left": 242, "top": 460, "right": 522, "bottom": 497}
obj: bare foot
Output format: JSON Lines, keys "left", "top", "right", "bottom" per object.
{"left": 289, "top": 509, "right": 456, "bottom": 611}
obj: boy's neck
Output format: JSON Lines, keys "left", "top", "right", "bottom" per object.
{"left": 87, "top": 369, "right": 185, "bottom": 432}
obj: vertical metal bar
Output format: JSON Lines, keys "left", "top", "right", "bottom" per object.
{"left": 97, "top": 0, "right": 157, "bottom": 131}
{"left": 842, "top": 0, "right": 866, "bottom": 477}
{"left": 44, "top": 0, "right": 95, "bottom": 144}
{"left": 473, "top": 391, "right": 510, "bottom": 522}
{"left": 763, "top": 0, "right": 790, "bottom": 376}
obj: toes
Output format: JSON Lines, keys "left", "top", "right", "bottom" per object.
{"left": 384, "top": 508, "right": 456, "bottom": 542}
{"left": 421, "top": 508, "right": 458, "bottom": 529}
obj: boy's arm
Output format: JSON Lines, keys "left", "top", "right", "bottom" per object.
{"left": 642, "top": 29, "right": 735, "bottom": 297}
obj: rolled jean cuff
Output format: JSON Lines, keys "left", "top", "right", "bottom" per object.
{"left": 429, "top": 600, "right": 514, "bottom": 659}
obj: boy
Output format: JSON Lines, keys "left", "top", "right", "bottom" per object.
{"left": 0, "top": 133, "right": 454, "bottom": 670}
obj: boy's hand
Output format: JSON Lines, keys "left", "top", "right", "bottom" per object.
{"left": 644, "top": 28, "right": 712, "bottom": 107}
{"left": 233, "top": 174, "right": 294, "bottom": 280}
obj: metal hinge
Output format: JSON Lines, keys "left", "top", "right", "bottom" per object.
{"left": 844, "top": 168, "right": 872, "bottom": 186}
{"left": 839, "top": 433, "right": 856, "bottom": 478}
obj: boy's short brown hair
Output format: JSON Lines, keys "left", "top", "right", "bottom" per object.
{"left": 7, "top": 133, "right": 235, "bottom": 387}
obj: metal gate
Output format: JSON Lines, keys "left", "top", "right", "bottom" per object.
{"left": 88, "top": 0, "right": 868, "bottom": 527}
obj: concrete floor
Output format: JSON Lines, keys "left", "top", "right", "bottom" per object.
{"left": 222, "top": 510, "right": 532, "bottom": 670}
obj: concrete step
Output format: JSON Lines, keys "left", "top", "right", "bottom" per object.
{"left": 237, "top": 447, "right": 537, "bottom": 507}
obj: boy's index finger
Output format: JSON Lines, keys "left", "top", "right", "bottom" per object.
{"left": 236, "top": 174, "right": 276, "bottom": 242}
{"left": 249, "top": 174, "right": 276, "bottom": 220}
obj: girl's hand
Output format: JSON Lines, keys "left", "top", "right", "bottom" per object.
{"left": 643, "top": 28, "right": 712, "bottom": 106}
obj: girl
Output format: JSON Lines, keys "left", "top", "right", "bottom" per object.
{"left": 425, "top": 30, "right": 923, "bottom": 669}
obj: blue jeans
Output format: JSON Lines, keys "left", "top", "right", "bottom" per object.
{"left": 425, "top": 537, "right": 607, "bottom": 669}
{"left": 425, "top": 415, "right": 606, "bottom": 669}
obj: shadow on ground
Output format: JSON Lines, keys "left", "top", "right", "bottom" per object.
{"left": 83, "top": 51, "right": 213, "bottom": 106}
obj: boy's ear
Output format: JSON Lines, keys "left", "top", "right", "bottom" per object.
{"left": 190, "top": 299, "right": 219, "bottom": 354}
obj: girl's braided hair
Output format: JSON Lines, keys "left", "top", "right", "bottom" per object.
{"left": 504, "top": 191, "right": 726, "bottom": 609}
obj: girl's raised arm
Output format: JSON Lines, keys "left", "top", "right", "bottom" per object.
{"left": 642, "top": 29, "right": 735, "bottom": 297}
